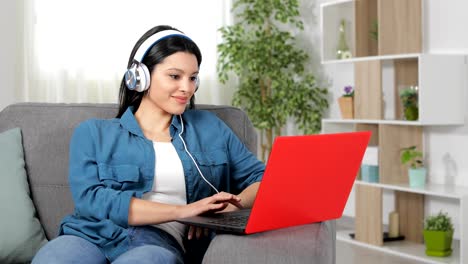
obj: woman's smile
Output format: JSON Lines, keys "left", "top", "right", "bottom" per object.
{"left": 172, "top": 95, "right": 189, "bottom": 105}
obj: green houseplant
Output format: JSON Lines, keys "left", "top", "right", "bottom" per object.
{"left": 217, "top": 0, "right": 329, "bottom": 161}
{"left": 399, "top": 86, "right": 419, "bottom": 121}
{"left": 400, "top": 145, "right": 426, "bottom": 188}
{"left": 423, "top": 211, "right": 454, "bottom": 257}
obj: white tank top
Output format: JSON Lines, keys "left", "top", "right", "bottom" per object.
{"left": 142, "top": 141, "right": 187, "bottom": 250}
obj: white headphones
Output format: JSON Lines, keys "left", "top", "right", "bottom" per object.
{"left": 124, "top": 30, "right": 191, "bottom": 92}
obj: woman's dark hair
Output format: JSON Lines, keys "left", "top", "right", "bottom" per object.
{"left": 116, "top": 25, "right": 202, "bottom": 118}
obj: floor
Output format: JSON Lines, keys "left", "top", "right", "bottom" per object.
{"left": 336, "top": 217, "right": 423, "bottom": 264}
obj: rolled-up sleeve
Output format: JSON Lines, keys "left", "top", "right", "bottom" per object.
{"left": 68, "top": 121, "right": 135, "bottom": 227}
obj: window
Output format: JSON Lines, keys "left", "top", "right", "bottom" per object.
{"left": 24, "top": 0, "right": 232, "bottom": 103}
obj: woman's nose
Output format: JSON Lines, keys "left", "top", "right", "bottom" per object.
{"left": 180, "top": 78, "right": 196, "bottom": 93}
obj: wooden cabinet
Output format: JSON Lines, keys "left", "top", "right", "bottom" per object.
{"left": 321, "top": 0, "right": 468, "bottom": 263}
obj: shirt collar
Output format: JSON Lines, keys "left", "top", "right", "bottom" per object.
{"left": 170, "top": 113, "right": 183, "bottom": 137}
{"left": 119, "top": 106, "right": 184, "bottom": 138}
{"left": 119, "top": 107, "right": 144, "bottom": 137}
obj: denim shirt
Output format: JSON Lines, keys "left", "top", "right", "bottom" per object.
{"left": 59, "top": 107, "right": 265, "bottom": 261}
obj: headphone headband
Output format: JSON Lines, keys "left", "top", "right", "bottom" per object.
{"left": 125, "top": 29, "right": 196, "bottom": 92}
{"left": 133, "top": 30, "right": 190, "bottom": 63}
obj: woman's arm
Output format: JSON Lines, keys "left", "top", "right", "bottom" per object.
{"left": 237, "top": 181, "right": 260, "bottom": 208}
{"left": 127, "top": 192, "right": 242, "bottom": 226}
{"left": 221, "top": 181, "right": 260, "bottom": 212}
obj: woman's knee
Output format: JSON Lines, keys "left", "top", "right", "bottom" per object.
{"left": 32, "top": 235, "right": 107, "bottom": 264}
{"left": 113, "top": 245, "right": 183, "bottom": 264}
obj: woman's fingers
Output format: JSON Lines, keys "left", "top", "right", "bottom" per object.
{"left": 187, "top": 226, "right": 210, "bottom": 240}
{"left": 188, "top": 226, "right": 195, "bottom": 240}
{"left": 181, "top": 192, "right": 243, "bottom": 218}
{"left": 195, "top": 226, "right": 202, "bottom": 239}
{"left": 210, "top": 192, "right": 241, "bottom": 205}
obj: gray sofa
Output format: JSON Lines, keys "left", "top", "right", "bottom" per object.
{"left": 0, "top": 103, "right": 335, "bottom": 264}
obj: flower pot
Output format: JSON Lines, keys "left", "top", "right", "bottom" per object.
{"left": 423, "top": 230, "right": 453, "bottom": 257}
{"left": 403, "top": 104, "right": 419, "bottom": 121}
{"left": 399, "top": 85, "right": 419, "bottom": 121}
{"left": 338, "top": 97, "right": 354, "bottom": 119}
{"left": 408, "top": 167, "right": 426, "bottom": 188}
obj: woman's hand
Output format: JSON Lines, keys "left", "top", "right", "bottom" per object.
{"left": 183, "top": 192, "right": 243, "bottom": 240}
{"left": 180, "top": 192, "right": 242, "bottom": 219}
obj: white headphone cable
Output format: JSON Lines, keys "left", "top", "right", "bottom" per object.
{"left": 178, "top": 115, "right": 220, "bottom": 194}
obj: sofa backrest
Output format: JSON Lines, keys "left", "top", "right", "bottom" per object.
{"left": 0, "top": 103, "right": 257, "bottom": 239}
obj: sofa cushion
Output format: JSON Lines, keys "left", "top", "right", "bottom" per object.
{"left": 0, "top": 128, "right": 47, "bottom": 263}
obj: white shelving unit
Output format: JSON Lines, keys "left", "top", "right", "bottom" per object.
{"left": 323, "top": 121, "right": 468, "bottom": 263}
{"left": 321, "top": 0, "right": 468, "bottom": 263}
{"left": 324, "top": 53, "right": 467, "bottom": 125}
{"left": 338, "top": 180, "right": 468, "bottom": 264}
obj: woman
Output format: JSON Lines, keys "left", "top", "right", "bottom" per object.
{"left": 32, "top": 25, "right": 264, "bottom": 263}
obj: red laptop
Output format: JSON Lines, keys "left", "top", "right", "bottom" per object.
{"left": 176, "top": 131, "right": 371, "bottom": 234}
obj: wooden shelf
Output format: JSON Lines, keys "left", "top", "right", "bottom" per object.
{"left": 337, "top": 230, "right": 461, "bottom": 264}
{"left": 378, "top": 0, "right": 422, "bottom": 55}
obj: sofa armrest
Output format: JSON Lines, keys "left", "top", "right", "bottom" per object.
{"left": 202, "top": 221, "right": 335, "bottom": 264}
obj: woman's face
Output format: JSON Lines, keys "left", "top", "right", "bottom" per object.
{"left": 145, "top": 51, "right": 199, "bottom": 115}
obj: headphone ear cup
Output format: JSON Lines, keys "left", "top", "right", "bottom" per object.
{"left": 137, "top": 63, "right": 151, "bottom": 92}
{"left": 125, "top": 61, "right": 151, "bottom": 92}
{"left": 124, "top": 62, "right": 138, "bottom": 90}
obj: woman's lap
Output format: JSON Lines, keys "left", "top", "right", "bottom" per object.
{"left": 32, "top": 235, "right": 107, "bottom": 264}
{"left": 32, "top": 226, "right": 184, "bottom": 264}
{"left": 123, "top": 225, "right": 184, "bottom": 264}
{"left": 113, "top": 245, "right": 182, "bottom": 264}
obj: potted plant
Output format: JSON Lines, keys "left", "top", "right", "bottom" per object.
{"left": 217, "top": 0, "right": 329, "bottom": 161}
{"left": 400, "top": 145, "right": 426, "bottom": 188}
{"left": 338, "top": 85, "right": 354, "bottom": 119}
{"left": 399, "top": 86, "right": 419, "bottom": 121}
{"left": 423, "top": 211, "right": 454, "bottom": 257}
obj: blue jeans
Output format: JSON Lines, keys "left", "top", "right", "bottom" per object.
{"left": 32, "top": 226, "right": 184, "bottom": 264}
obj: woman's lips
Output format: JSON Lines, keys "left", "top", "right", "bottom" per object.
{"left": 173, "top": 96, "right": 188, "bottom": 104}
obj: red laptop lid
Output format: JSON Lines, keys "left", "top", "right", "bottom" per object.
{"left": 245, "top": 131, "right": 371, "bottom": 234}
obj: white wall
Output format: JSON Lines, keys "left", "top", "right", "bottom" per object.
{"left": 3, "top": 1, "right": 467, "bottom": 230}
{"left": 317, "top": 0, "right": 468, "bottom": 239}
{"left": 0, "top": 0, "right": 20, "bottom": 111}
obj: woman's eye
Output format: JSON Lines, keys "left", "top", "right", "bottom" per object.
{"left": 190, "top": 76, "right": 198, "bottom": 82}
{"left": 169, "top": 75, "right": 179, "bottom": 80}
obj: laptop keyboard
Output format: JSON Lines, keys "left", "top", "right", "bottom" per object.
{"left": 206, "top": 215, "right": 248, "bottom": 227}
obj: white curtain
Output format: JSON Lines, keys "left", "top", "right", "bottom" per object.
{"left": 21, "top": 0, "right": 233, "bottom": 105}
